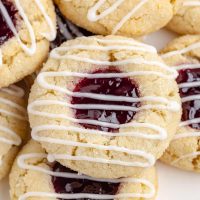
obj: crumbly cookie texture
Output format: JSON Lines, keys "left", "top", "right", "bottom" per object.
{"left": 28, "top": 35, "right": 181, "bottom": 178}
{"left": 160, "top": 35, "right": 200, "bottom": 172}
{"left": 0, "top": 0, "right": 56, "bottom": 88}
{"left": 0, "top": 84, "right": 28, "bottom": 180}
{"left": 167, "top": 1, "right": 200, "bottom": 34}
{"left": 9, "top": 140, "right": 157, "bottom": 200}
{"left": 54, "top": 0, "right": 183, "bottom": 37}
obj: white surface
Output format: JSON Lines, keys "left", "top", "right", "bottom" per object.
{"left": 1, "top": 29, "right": 200, "bottom": 200}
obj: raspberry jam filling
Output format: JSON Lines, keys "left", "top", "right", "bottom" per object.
{"left": 52, "top": 162, "right": 120, "bottom": 199}
{"left": 0, "top": 0, "right": 18, "bottom": 45}
{"left": 71, "top": 68, "right": 140, "bottom": 132}
{"left": 177, "top": 67, "right": 200, "bottom": 129}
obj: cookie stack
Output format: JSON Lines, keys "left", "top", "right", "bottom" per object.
{"left": 0, "top": 0, "right": 199, "bottom": 200}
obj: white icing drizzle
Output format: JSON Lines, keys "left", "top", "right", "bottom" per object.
{"left": 0, "top": 126, "right": 21, "bottom": 145}
{"left": 0, "top": 85, "right": 26, "bottom": 165}
{"left": 17, "top": 153, "right": 156, "bottom": 200}
{"left": 162, "top": 43, "right": 200, "bottom": 164}
{"left": 0, "top": 84, "right": 25, "bottom": 98}
{"left": 87, "top": 0, "right": 149, "bottom": 34}
{"left": 0, "top": 97, "right": 26, "bottom": 120}
{"left": 66, "top": 20, "right": 84, "bottom": 38}
{"left": 172, "top": 152, "right": 200, "bottom": 165}
{"left": 161, "top": 41, "right": 200, "bottom": 59}
{"left": 184, "top": 0, "right": 200, "bottom": 6}
{"left": 0, "top": 0, "right": 56, "bottom": 66}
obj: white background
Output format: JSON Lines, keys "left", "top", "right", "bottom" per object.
{"left": 1, "top": 29, "right": 200, "bottom": 200}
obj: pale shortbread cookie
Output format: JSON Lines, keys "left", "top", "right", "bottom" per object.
{"left": 167, "top": 0, "right": 200, "bottom": 34}
{"left": 0, "top": 83, "right": 28, "bottom": 180}
{"left": 54, "top": 0, "right": 183, "bottom": 37}
{"left": 10, "top": 140, "right": 158, "bottom": 200}
{"left": 0, "top": 0, "right": 56, "bottom": 88}
{"left": 161, "top": 35, "right": 200, "bottom": 172}
{"left": 28, "top": 35, "right": 181, "bottom": 178}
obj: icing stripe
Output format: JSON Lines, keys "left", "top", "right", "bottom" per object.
{"left": 0, "top": 97, "right": 27, "bottom": 120}
{"left": 0, "top": 125, "right": 21, "bottom": 146}
{"left": 172, "top": 152, "right": 200, "bottom": 165}
{"left": 18, "top": 153, "right": 155, "bottom": 200}
{"left": 0, "top": 85, "right": 25, "bottom": 98}
{"left": 161, "top": 42, "right": 200, "bottom": 58}
{"left": 87, "top": 0, "right": 149, "bottom": 34}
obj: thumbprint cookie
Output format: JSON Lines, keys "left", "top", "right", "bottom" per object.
{"left": 28, "top": 35, "right": 181, "bottom": 178}
{"left": 161, "top": 35, "right": 200, "bottom": 172}
{"left": 0, "top": 83, "right": 28, "bottom": 180}
{"left": 54, "top": 0, "right": 182, "bottom": 37}
{"left": 9, "top": 140, "right": 158, "bottom": 200}
{"left": 0, "top": 0, "right": 56, "bottom": 88}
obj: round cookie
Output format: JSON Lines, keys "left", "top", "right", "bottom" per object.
{"left": 167, "top": 0, "right": 200, "bottom": 35}
{"left": 160, "top": 35, "right": 200, "bottom": 172}
{"left": 54, "top": 0, "right": 183, "bottom": 37}
{"left": 10, "top": 140, "right": 158, "bottom": 200}
{"left": 0, "top": 0, "right": 56, "bottom": 88}
{"left": 0, "top": 83, "right": 28, "bottom": 180}
{"left": 28, "top": 35, "right": 181, "bottom": 178}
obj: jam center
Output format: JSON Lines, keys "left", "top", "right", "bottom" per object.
{"left": 52, "top": 162, "right": 120, "bottom": 200}
{"left": 177, "top": 67, "right": 200, "bottom": 129}
{"left": 0, "top": 0, "right": 18, "bottom": 45}
{"left": 71, "top": 68, "right": 140, "bottom": 132}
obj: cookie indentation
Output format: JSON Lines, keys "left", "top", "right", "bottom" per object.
{"left": 71, "top": 68, "right": 140, "bottom": 132}
{"left": 177, "top": 67, "right": 200, "bottom": 129}
{"left": 52, "top": 162, "right": 120, "bottom": 198}
{"left": 0, "top": 0, "right": 18, "bottom": 45}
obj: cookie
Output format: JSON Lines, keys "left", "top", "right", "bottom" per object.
{"left": 0, "top": 0, "right": 56, "bottom": 88}
{"left": 9, "top": 140, "right": 158, "bottom": 200}
{"left": 54, "top": 0, "right": 182, "bottom": 37}
{"left": 0, "top": 83, "right": 28, "bottom": 180}
{"left": 167, "top": 0, "right": 200, "bottom": 35}
{"left": 28, "top": 35, "right": 181, "bottom": 178}
{"left": 160, "top": 35, "right": 200, "bottom": 172}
